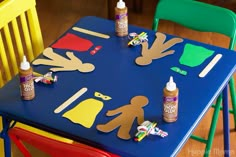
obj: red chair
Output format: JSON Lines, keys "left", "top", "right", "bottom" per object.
{"left": 8, "top": 127, "right": 120, "bottom": 157}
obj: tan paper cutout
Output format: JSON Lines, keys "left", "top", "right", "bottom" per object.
{"left": 135, "top": 32, "right": 183, "bottom": 66}
{"left": 96, "top": 95, "right": 149, "bottom": 140}
{"left": 32, "top": 47, "right": 95, "bottom": 72}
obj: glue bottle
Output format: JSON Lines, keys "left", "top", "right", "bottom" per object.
{"left": 163, "top": 76, "right": 179, "bottom": 122}
{"left": 19, "top": 55, "right": 35, "bottom": 100}
{"left": 115, "top": 0, "right": 128, "bottom": 37}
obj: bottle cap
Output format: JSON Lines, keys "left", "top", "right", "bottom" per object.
{"left": 20, "top": 55, "right": 30, "bottom": 70}
{"left": 166, "top": 76, "right": 176, "bottom": 91}
{"left": 117, "top": 0, "right": 126, "bottom": 9}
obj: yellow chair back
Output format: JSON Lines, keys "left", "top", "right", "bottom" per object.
{"left": 0, "top": 0, "right": 44, "bottom": 87}
{"left": 0, "top": 0, "right": 72, "bottom": 156}
{"left": 0, "top": 0, "right": 44, "bottom": 156}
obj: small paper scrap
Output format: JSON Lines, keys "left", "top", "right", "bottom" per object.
{"left": 170, "top": 67, "right": 187, "bottom": 76}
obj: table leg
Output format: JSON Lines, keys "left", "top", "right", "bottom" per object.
{"left": 222, "top": 86, "right": 230, "bottom": 157}
{"left": 1, "top": 117, "right": 12, "bottom": 157}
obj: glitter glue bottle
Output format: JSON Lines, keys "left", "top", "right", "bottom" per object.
{"left": 19, "top": 55, "right": 35, "bottom": 100}
{"left": 163, "top": 76, "right": 179, "bottom": 122}
{"left": 115, "top": 0, "right": 128, "bottom": 37}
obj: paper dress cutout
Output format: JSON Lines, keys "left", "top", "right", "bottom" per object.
{"left": 96, "top": 95, "right": 149, "bottom": 140}
{"left": 62, "top": 92, "right": 111, "bottom": 128}
{"left": 32, "top": 47, "right": 95, "bottom": 72}
{"left": 51, "top": 33, "right": 94, "bottom": 52}
{"left": 179, "top": 43, "right": 214, "bottom": 67}
{"left": 135, "top": 32, "right": 183, "bottom": 66}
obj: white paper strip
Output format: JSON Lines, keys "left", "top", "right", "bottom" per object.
{"left": 54, "top": 87, "right": 88, "bottom": 113}
{"left": 199, "top": 54, "right": 222, "bottom": 78}
{"left": 72, "top": 27, "right": 110, "bottom": 39}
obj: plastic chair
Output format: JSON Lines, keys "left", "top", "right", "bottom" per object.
{"left": 0, "top": 0, "right": 73, "bottom": 156}
{"left": 8, "top": 127, "right": 119, "bottom": 157}
{"left": 152, "top": 0, "right": 236, "bottom": 156}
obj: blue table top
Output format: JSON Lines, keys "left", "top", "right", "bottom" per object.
{"left": 0, "top": 16, "right": 236, "bottom": 157}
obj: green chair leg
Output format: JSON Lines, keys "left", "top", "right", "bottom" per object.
{"left": 204, "top": 94, "right": 222, "bottom": 157}
{"left": 190, "top": 94, "right": 222, "bottom": 157}
{"left": 212, "top": 77, "right": 236, "bottom": 129}
{"left": 229, "top": 77, "right": 236, "bottom": 129}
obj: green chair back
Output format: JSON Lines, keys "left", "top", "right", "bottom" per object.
{"left": 152, "top": 0, "right": 236, "bottom": 50}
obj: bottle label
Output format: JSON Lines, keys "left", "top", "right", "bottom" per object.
{"left": 20, "top": 74, "right": 35, "bottom": 100}
{"left": 20, "top": 74, "right": 33, "bottom": 83}
{"left": 163, "top": 96, "right": 178, "bottom": 102}
{"left": 164, "top": 103, "right": 177, "bottom": 114}
{"left": 117, "top": 20, "right": 128, "bottom": 29}
{"left": 115, "top": 12, "right": 128, "bottom": 36}
{"left": 115, "top": 13, "right": 128, "bottom": 20}
{"left": 163, "top": 96, "right": 178, "bottom": 122}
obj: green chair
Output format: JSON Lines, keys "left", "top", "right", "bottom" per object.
{"left": 152, "top": 0, "right": 236, "bottom": 156}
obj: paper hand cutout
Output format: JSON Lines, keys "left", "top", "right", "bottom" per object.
{"left": 96, "top": 95, "right": 149, "bottom": 140}
{"left": 32, "top": 47, "right": 95, "bottom": 72}
{"left": 135, "top": 32, "right": 183, "bottom": 66}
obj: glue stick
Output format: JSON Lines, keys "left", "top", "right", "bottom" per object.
{"left": 115, "top": 0, "right": 128, "bottom": 37}
{"left": 163, "top": 76, "right": 179, "bottom": 122}
{"left": 19, "top": 55, "right": 35, "bottom": 100}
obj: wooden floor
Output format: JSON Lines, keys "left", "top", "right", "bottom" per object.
{"left": 10, "top": 0, "right": 236, "bottom": 156}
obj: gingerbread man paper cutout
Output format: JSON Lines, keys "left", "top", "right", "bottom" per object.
{"left": 96, "top": 95, "right": 149, "bottom": 140}
{"left": 32, "top": 47, "right": 95, "bottom": 72}
{"left": 135, "top": 32, "right": 183, "bottom": 66}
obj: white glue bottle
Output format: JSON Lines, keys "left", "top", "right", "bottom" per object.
{"left": 115, "top": 0, "right": 128, "bottom": 37}
{"left": 163, "top": 76, "right": 179, "bottom": 122}
{"left": 19, "top": 55, "right": 35, "bottom": 100}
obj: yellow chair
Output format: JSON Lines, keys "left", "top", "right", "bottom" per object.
{"left": 0, "top": 0, "right": 72, "bottom": 156}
